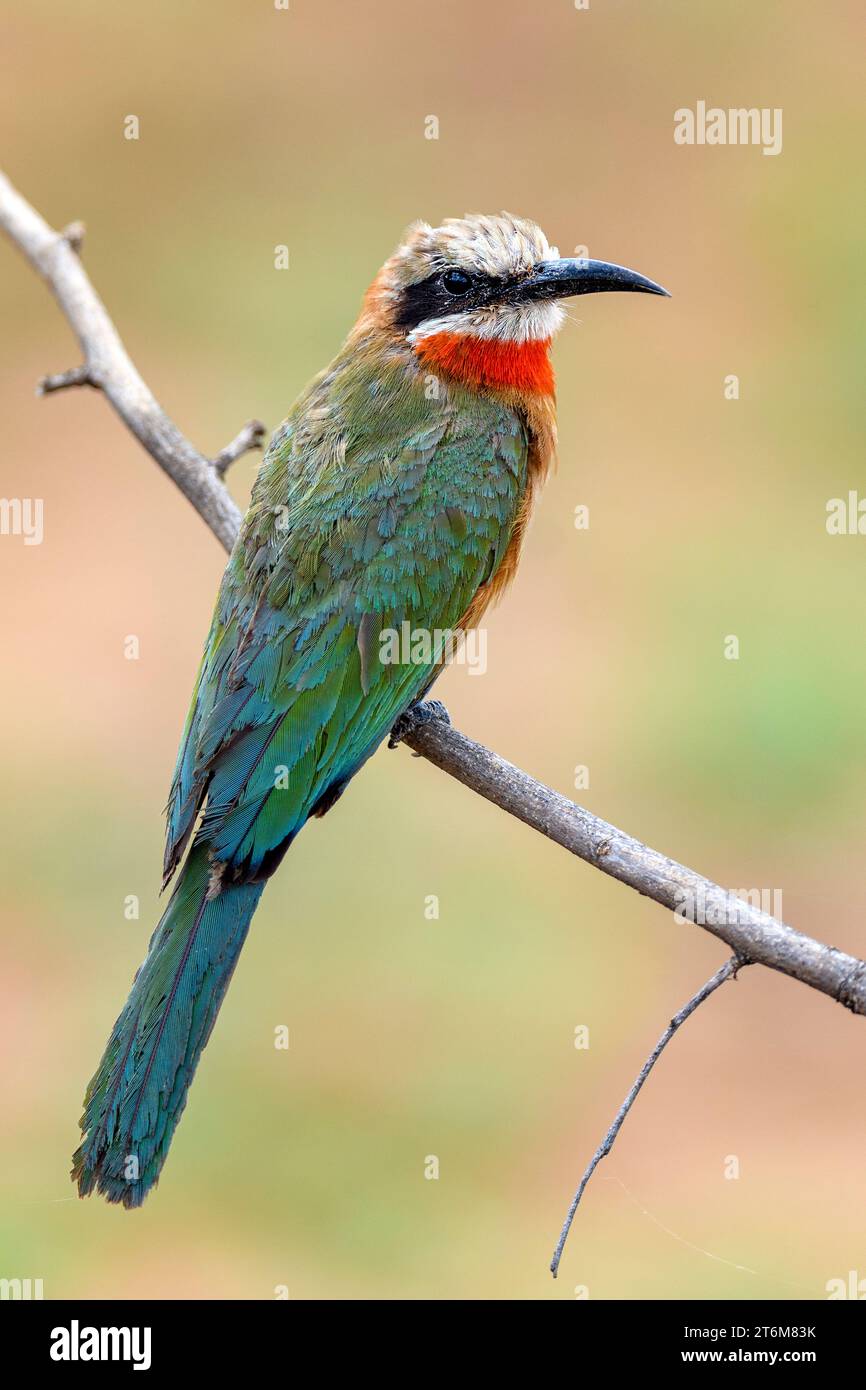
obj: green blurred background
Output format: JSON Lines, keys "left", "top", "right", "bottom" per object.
{"left": 1, "top": 0, "right": 864, "bottom": 1300}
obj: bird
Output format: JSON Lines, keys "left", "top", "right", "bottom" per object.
{"left": 72, "top": 212, "right": 668, "bottom": 1206}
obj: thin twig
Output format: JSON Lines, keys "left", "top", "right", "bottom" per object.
{"left": 1, "top": 167, "right": 865, "bottom": 1020}
{"left": 550, "top": 956, "right": 744, "bottom": 1277}
{"left": 37, "top": 364, "right": 94, "bottom": 394}
{"left": 212, "top": 418, "right": 267, "bottom": 477}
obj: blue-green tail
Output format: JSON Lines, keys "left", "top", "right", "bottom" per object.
{"left": 72, "top": 845, "right": 264, "bottom": 1207}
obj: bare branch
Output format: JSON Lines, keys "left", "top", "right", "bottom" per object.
{"left": 400, "top": 716, "right": 866, "bottom": 1015}
{"left": 0, "top": 169, "right": 242, "bottom": 552}
{"left": 213, "top": 418, "right": 267, "bottom": 478}
{"left": 2, "top": 167, "right": 865, "bottom": 1023}
{"left": 550, "top": 956, "right": 745, "bottom": 1278}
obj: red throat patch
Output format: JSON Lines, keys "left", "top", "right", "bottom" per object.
{"left": 414, "top": 332, "right": 555, "bottom": 396}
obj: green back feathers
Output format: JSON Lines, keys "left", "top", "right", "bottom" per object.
{"left": 166, "top": 360, "right": 530, "bottom": 885}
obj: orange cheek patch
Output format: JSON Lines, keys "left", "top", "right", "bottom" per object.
{"left": 415, "top": 332, "right": 555, "bottom": 395}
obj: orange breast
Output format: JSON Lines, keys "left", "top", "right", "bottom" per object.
{"left": 414, "top": 331, "right": 555, "bottom": 396}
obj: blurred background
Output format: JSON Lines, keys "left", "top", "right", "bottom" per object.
{"left": 1, "top": 0, "right": 864, "bottom": 1301}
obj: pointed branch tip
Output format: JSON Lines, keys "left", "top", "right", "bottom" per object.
{"left": 61, "top": 221, "right": 86, "bottom": 254}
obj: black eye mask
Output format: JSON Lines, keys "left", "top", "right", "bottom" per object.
{"left": 394, "top": 269, "right": 522, "bottom": 333}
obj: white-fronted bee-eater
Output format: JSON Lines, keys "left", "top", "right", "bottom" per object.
{"left": 74, "top": 212, "right": 668, "bottom": 1206}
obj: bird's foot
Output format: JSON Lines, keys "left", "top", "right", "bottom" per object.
{"left": 388, "top": 699, "right": 451, "bottom": 750}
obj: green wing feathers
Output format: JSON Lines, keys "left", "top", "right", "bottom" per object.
{"left": 75, "top": 356, "right": 530, "bottom": 1204}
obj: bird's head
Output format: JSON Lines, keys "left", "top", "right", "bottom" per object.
{"left": 361, "top": 212, "right": 668, "bottom": 396}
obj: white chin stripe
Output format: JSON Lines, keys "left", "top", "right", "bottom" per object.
{"left": 408, "top": 300, "right": 565, "bottom": 345}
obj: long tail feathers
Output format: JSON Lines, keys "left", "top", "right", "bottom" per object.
{"left": 72, "top": 845, "right": 264, "bottom": 1207}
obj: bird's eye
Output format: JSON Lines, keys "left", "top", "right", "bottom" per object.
{"left": 441, "top": 268, "right": 472, "bottom": 295}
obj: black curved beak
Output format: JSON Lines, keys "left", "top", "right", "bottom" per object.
{"left": 517, "top": 257, "right": 670, "bottom": 302}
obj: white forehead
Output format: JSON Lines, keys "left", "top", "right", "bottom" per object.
{"left": 390, "top": 212, "right": 556, "bottom": 287}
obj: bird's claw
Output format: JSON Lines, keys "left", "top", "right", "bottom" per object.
{"left": 388, "top": 699, "right": 451, "bottom": 750}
